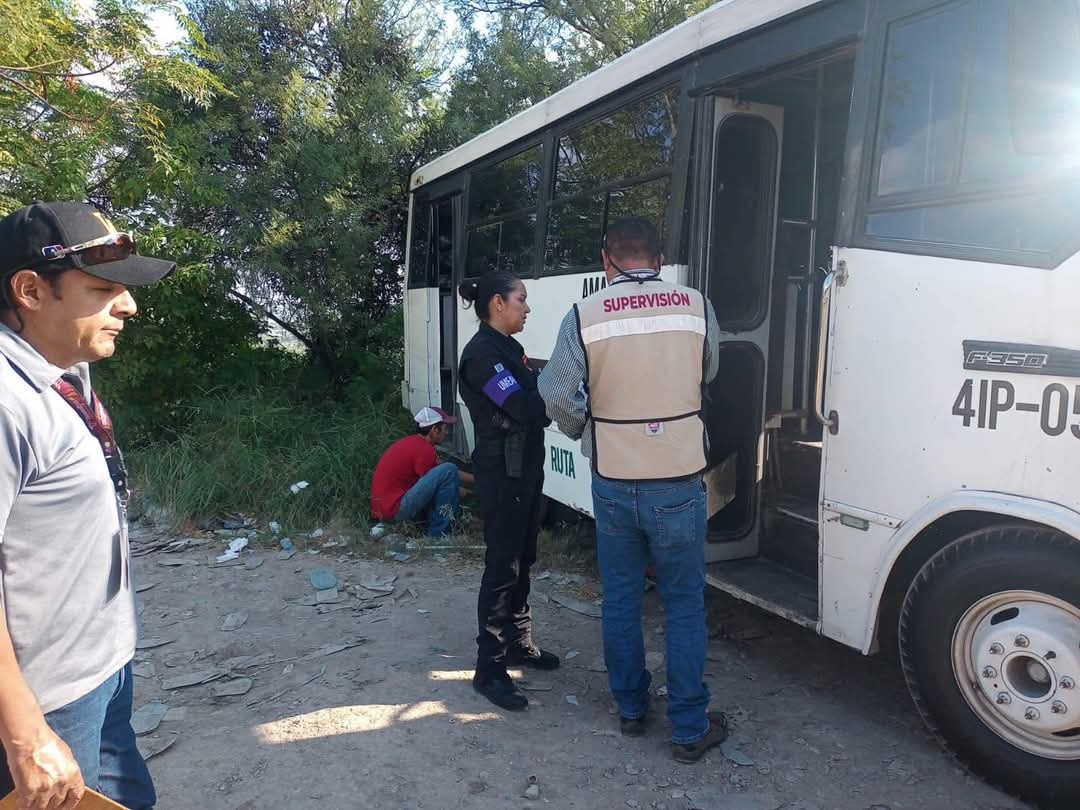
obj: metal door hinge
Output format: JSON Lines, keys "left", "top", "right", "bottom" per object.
{"left": 835, "top": 258, "right": 848, "bottom": 286}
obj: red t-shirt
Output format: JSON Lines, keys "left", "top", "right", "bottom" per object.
{"left": 369, "top": 434, "right": 437, "bottom": 519}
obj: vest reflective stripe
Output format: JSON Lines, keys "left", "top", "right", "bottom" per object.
{"left": 576, "top": 280, "right": 708, "bottom": 481}
{"left": 580, "top": 313, "right": 707, "bottom": 346}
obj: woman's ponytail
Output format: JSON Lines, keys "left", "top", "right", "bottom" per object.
{"left": 459, "top": 272, "right": 518, "bottom": 321}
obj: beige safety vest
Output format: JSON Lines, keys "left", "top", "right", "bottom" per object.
{"left": 575, "top": 278, "right": 708, "bottom": 480}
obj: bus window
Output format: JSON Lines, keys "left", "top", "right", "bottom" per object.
{"left": 465, "top": 213, "right": 538, "bottom": 277}
{"left": 407, "top": 199, "right": 431, "bottom": 288}
{"left": 866, "top": 194, "right": 1076, "bottom": 253}
{"left": 546, "top": 193, "right": 604, "bottom": 271}
{"left": 708, "top": 114, "right": 778, "bottom": 328}
{"left": 555, "top": 91, "right": 678, "bottom": 195}
{"left": 434, "top": 197, "right": 454, "bottom": 284}
{"left": 967, "top": 0, "right": 1080, "bottom": 178}
{"left": 545, "top": 87, "right": 679, "bottom": 274}
{"left": 468, "top": 144, "right": 543, "bottom": 222}
{"left": 607, "top": 178, "right": 670, "bottom": 234}
{"left": 874, "top": 4, "right": 969, "bottom": 197}
{"left": 1007, "top": 0, "right": 1080, "bottom": 155}
{"left": 865, "top": 0, "right": 1080, "bottom": 264}
{"left": 466, "top": 145, "right": 543, "bottom": 277}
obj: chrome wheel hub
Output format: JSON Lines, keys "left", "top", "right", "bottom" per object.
{"left": 953, "top": 591, "right": 1080, "bottom": 760}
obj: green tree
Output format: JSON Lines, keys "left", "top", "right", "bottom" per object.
{"left": 91, "top": 221, "right": 283, "bottom": 444}
{"left": 0, "top": 0, "right": 220, "bottom": 212}
{"left": 1, "top": 0, "right": 264, "bottom": 442}
{"left": 448, "top": 0, "right": 719, "bottom": 73}
{"left": 139, "top": 0, "right": 444, "bottom": 391}
{"left": 438, "top": 11, "right": 576, "bottom": 150}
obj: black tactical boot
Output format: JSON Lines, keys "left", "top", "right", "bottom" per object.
{"left": 472, "top": 670, "right": 529, "bottom": 711}
{"left": 506, "top": 641, "right": 561, "bottom": 670}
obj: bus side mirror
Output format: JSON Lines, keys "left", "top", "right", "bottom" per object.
{"left": 1008, "top": 0, "right": 1080, "bottom": 155}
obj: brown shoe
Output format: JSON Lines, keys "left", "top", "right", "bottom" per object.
{"left": 620, "top": 693, "right": 651, "bottom": 737}
{"left": 672, "top": 712, "right": 728, "bottom": 763}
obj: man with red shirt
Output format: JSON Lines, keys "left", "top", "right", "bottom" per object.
{"left": 370, "top": 406, "right": 473, "bottom": 537}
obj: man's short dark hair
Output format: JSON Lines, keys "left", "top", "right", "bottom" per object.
{"left": 1, "top": 266, "right": 69, "bottom": 311}
{"left": 418, "top": 424, "right": 434, "bottom": 436}
{"left": 603, "top": 217, "right": 662, "bottom": 262}
{"left": 1, "top": 267, "right": 70, "bottom": 333}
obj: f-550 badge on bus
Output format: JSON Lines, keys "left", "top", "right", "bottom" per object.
{"left": 965, "top": 350, "right": 1048, "bottom": 370}
{"left": 962, "top": 340, "right": 1080, "bottom": 378}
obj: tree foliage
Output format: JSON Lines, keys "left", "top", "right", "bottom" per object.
{"left": 1, "top": 0, "right": 713, "bottom": 446}
{"left": 448, "top": 0, "right": 719, "bottom": 71}
{"left": 91, "top": 221, "right": 286, "bottom": 444}
{"left": 0, "top": 0, "right": 221, "bottom": 211}
{"left": 138, "top": 0, "right": 445, "bottom": 389}
{"left": 438, "top": 11, "right": 575, "bottom": 150}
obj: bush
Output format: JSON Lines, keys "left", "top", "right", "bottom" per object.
{"left": 129, "top": 386, "right": 414, "bottom": 532}
{"left": 94, "top": 266, "right": 282, "bottom": 446}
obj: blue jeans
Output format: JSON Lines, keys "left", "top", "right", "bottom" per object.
{"left": 593, "top": 474, "right": 710, "bottom": 745}
{"left": 395, "top": 462, "right": 460, "bottom": 537}
{"left": 0, "top": 662, "right": 156, "bottom": 808}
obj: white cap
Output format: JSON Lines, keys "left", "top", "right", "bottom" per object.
{"left": 414, "top": 406, "right": 457, "bottom": 428}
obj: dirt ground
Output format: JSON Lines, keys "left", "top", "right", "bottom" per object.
{"left": 127, "top": 524, "right": 1031, "bottom": 810}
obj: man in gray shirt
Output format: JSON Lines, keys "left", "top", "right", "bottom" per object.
{"left": 0, "top": 202, "right": 174, "bottom": 810}
{"left": 538, "top": 218, "right": 727, "bottom": 763}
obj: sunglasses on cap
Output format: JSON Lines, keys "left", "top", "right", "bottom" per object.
{"left": 39, "top": 232, "right": 136, "bottom": 267}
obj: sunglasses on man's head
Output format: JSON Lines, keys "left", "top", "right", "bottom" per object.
{"left": 39, "top": 232, "right": 136, "bottom": 266}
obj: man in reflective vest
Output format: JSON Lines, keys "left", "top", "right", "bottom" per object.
{"left": 539, "top": 216, "right": 727, "bottom": 762}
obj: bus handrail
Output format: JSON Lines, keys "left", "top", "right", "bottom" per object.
{"left": 814, "top": 270, "right": 839, "bottom": 435}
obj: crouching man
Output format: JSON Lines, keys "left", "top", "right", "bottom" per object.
{"left": 370, "top": 406, "right": 475, "bottom": 537}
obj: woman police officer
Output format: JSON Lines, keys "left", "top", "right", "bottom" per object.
{"left": 458, "top": 271, "right": 560, "bottom": 711}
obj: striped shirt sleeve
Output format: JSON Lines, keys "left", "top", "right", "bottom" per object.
{"left": 704, "top": 298, "right": 720, "bottom": 384}
{"left": 537, "top": 309, "right": 588, "bottom": 441}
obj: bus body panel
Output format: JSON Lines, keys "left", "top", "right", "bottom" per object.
{"left": 850, "top": 490, "right": 1080, "bottom": 655}
{"left": 820, "top": 246, "right": 1080, "bottom": 649}
{"left": 453, "top": 266, "right": 689, "bottom": 511}
{"left": 404, "top": 286, "right": 440, "bottom": 414}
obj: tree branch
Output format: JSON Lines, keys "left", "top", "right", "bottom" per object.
{"left": 0, "top": 58, "right": 69, "bottom": 72}
{"left": 227, "top": 287, "right": 316, "bottom": 353}
{"left": 0, "top": 72, "right": 120, "bottom": 124}
{"left": 0, "top": 58, "right": 120, "bottom": 78}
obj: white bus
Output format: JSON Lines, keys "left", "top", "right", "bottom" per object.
{"left": 402, "top": 0, "right": 1080, "bottom": 804}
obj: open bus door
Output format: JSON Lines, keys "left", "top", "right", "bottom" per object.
{"left": 404, "top": 191, "right": 464, "bottom": 452}
{"left": 404, "top": 193, "right": 438, "bottom": 414}
{"left": 698, "top": 97, "right": 785, "bottom": 563}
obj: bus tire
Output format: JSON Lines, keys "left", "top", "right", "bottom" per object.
{"left": 898, "top": 524, "right": 1080, "bottom": 810}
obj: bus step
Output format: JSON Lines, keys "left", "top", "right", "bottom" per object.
{"left": 772, "top": 498, "right": 818, "bottom": 526}
{"left": 762, "top": 497, "right": 819, "bottom": 580}
{"left": 705, "top": 558, "right": 818, "bottom": 629}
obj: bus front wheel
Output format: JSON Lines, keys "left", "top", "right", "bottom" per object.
{"left": 899, "top": 524, "right": 1080, "bottom": 810}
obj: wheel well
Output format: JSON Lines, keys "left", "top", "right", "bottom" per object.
{"left": 875, "top": 511, "right": 1043, "bottom": 660}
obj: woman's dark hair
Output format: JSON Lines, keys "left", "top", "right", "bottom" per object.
{"left": 458, "top": 271, "right": 520, "bottom": 322}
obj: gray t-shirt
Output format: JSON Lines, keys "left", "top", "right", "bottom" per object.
{"left": 0, "top": 324, "right": 135, "bottom": 714}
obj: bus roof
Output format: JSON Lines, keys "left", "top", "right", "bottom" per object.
{"left": 411, "top": 0, "right": 825, "bottom": 192}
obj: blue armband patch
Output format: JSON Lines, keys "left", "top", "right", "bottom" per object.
{"left": 483, "top": 369, "right": 521, "bottom": 406}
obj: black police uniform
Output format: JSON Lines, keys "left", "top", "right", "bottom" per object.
{"left": 459, "top": 322, "right": 550, "bottom": 680}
